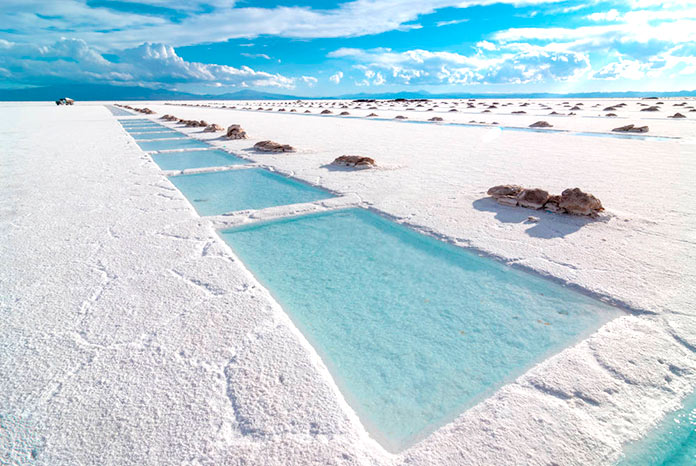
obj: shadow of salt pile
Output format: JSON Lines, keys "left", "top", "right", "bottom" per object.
{"left": 319, "top": 163, "right": 376, "bottom": 172}
{"left": 472, "top": 197, "right": 606, "bottom": 239}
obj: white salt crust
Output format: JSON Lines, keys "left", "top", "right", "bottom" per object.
{"left": 1, "top": 101, "right": 694, "bottom": 465}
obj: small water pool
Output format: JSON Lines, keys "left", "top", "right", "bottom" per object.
{"left": 618, "top": 390, "right": 696, "bottom": 465}
{"left": 286, "top": 111, "right": 678, "bottom": 141}
{"left": 137, "top": 138, "right": 211, "bottom": 152}
{"left": 123, "top": 126, "right": 167, "bottom": 133}
{"left": 499, "top": 126, "right": 676, "bottom": 142}
{"left": 121, "top": 123, "right": 166, "bottom": 129}
{"left": 152, "top": 149, "right": 248, "bottom": 170}
{"left": 124, "top": 127, "right": 177, "bottom": 133}
{"left": 119, "top": 119, "right": 158, "bottom": 125}
{"left": 169, "top": 168, "right": 333, "bottom": 215}
{"left": 106, "top": 105, "right": 132, "bottom": 116}
{"left": 219, "top": 208, "right": 622, "bottom": 451}
{"left": 120, "top": 122, "right": 164, "bottom": 128}
{"left": 131, "top": 132, "right": 186, "bottom": 141}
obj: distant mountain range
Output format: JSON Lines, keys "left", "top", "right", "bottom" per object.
{"left": 1, "top": 83, "right": 695, "bottom": 101}
{"left": 342, "top": 90, "right": 696, "bottom": 99}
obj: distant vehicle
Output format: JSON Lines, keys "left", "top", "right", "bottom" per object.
{"left": 55, "top": 97, "right": 74, "bottom": 106}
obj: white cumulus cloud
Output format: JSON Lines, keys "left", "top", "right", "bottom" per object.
{"left": 240, "top": 52, "right": 272, "bottom": 60}
{"left": 329, "top": 45, "right": 590, "bottom": 86}
{"left": 586, "top": 9, "right": 621, "bottom": 22}
{"left": 436, "top": 18, "right": 469, "bottom": 27}
{"left": 592, "top": 60, "right": 646, "bottom": 80}
{"left": 0, "top": 39, "right": 296, "bottom": 89}
{"left": 477, "top": 40, "right": 497, "bottom": 51}
{"left": 329, "top": 71, "right": 344, "bottom": 84}
{"left": 0, "top": 0, "right": 574, "bottom": 49}
{"left": 301, "top": 75, "right": 318, "bottom": 86}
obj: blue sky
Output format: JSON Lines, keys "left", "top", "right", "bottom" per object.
{"left": 1, "top": 0, "right": 695, "bottom": 95}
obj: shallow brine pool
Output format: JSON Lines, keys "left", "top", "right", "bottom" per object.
{"left": 119, "top": 120, "right": 160, "bottom": 126}
{"left": 106, "top": 105, "right": 132, "bottom": 116}
{"left": 219, "top": 208, "right": 623, "bottom": 451}
{"left": 136, "top": 138, "right": 211, "bottom": 152}
{"left": 123, "top": 126, "right": 167, "bottom": 133}
{"left": 122, "top": 124, "right": 167, "bottom": 130}
{"left": 618, "top": 390, "right": 696, "bottom": 465}
{"left": 124, "top": 126, "right": 178, "bottom": 133}
{"left": 120, "top": 121, "right": 164, "bottom": 127}
{"left": 131, "top": 132, "right": 186, "bottom": 141}
{"left": 152, "top": 149, "right": 248, "bottom": 170}
{"left": 169, "top": 168, "right": 333, "bottom": 215}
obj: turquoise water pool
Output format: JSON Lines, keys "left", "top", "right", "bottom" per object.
{"left": 219, "top": 208, "right": 622, "bottom": 451}
{"left": 618, "top": 390, "right": 696, "bottom": 465}
{"left": 124, "top": 127, "right": 177, "bottom": 133}
{"left": 121, "top": 122, "right": 164, "bottom": 128}
{"left": 152, "top": 149, "right": 248, "bottom": 170}
{"left": 120, "top": 121, "right": 160, "bottom": 126}
{"left": 137, "top": 138, "right": 211, "bottom": 152}
{"left": 123, "top": 126, "right": 167, "bottom": 132}
{"left": 106, "top": 105, "right": 132, "bottom": 116}
{"left": 122, "top": 124, "right": 166, "bottom": 130}
{"left": 131, "top": 132, "right": 186, "bottom": 140}
{"left": 169, "top": 168, "right": 333, "bottom": 215}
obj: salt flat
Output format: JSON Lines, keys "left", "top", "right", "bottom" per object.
{"left": 1, "top": 100, "right": 695, "bottom": 465}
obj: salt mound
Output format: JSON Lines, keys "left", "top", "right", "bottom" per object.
{"left": 254, "top": 140, "right": 296, "bottom": 153}
{"left": 331, "top": 155, "right": 376, "bottom": 169}
{"left": 487, "top": 184, "right": 523, "bottom": 201}
{"left": 613, "top": 124, "right": 649, "bottom": 133}
{"left": 518, "top": 188, "right": 549, "bottom": 209}
{"left": 226, "top": 124, "right": 248, "bottom": 139}
{"left": 204, "top": 124, "right": 224, "bottom": 132}
{"left": 487, "top": 185, "right": 603, "bottom": 216}
{"left": 558, "top": 188, "right": 604, "bottom": 216}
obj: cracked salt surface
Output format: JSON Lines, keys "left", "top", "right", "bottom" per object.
{"left": 1, "top": 101, "right": 695, "bottom": 465}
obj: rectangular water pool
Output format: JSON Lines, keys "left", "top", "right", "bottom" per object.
{"left": 219, "top": 208, "right": 622, "bottom": 451}
{"left": 124, "top": 127, "right": 176, "bottom": 133}
{"left": 132, "top": 132, "right": 186, "bottom": 141}
{"left": 169, "top": 168, "right": 333, "bottom": 216}
{"left": 123, "top": 126, "right": 167, "bottom": 133}
{"left": 121, "top": 121, "right": 164, "bottom": 126}
{"left": 152, "top": 149, "right": 248, "bottom": 170}
{"left": 122, "top": 123, "right": 166, "bottom": 130}
{"left": 137, "top": 138, "right": 211, "bottom": 152}
{"left": 106, "top": 105, "right": 132, "bottom": 116}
